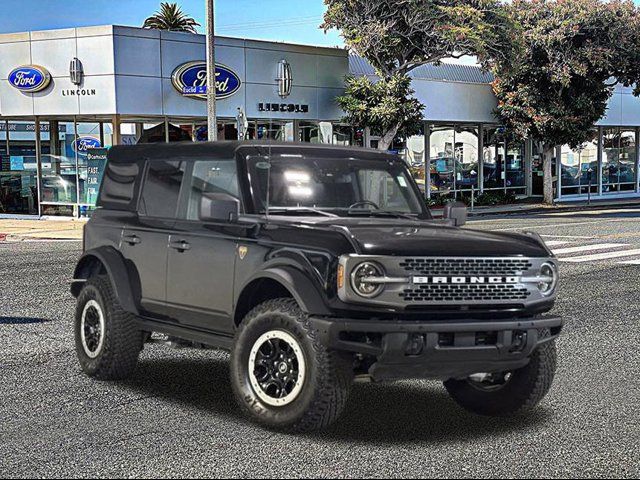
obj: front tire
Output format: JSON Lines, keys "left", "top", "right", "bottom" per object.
{"left": 230, "top": 298, "right": 352, "bottom": 432}
{"left": 74, "top": 275, "right": 143, "bottom": 380}
{"left": 444, "top": 340, "right": 557, "bottom": 416}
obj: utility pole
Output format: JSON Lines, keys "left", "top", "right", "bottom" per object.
{"left": 206, "top": 0, "right": 217, "bottom": 141}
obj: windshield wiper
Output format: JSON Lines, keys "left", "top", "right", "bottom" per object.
{"left": 265, "top": 207, "right": 338, "bottom": 218}
{"left": 345, "top": 210, "right": 417, "bottom": 220}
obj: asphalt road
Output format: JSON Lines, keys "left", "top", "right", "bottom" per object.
{"left": 1, "top": 208, "right": 639, "bottom": 478}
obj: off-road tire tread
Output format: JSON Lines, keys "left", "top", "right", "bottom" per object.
{"left": 444, "top": 332, "right": 557, "bottom": 416}
{"left": 234, "top": 298, "right": 351, "bottom": 432}
{"left": 75, "top": 275, "right": 142, "bottom": 380}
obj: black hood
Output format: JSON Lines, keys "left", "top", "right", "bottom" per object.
{"left": 267, "top": 216, "right": 551, "bottom": 257}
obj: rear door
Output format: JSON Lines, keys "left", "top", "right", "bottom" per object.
{"left": 119, "top": 159, "right": 186, "bottom": 317}
{"left": 165, "top": 156, "right": 243, "bottom": 333}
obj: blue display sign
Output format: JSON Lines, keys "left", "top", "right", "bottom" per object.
{"left": 7, "top": 65, "right": 51, "bottom": 93}
{"left": 171, "top": 61, "right": 241, "bottom": 100}
{"left": 85, "top": 148, "right": 108, "bottom": 206}
{"left": 72, "top": 136, "right": 102, "bottom": 155}
{"left": 10, "top": 156, "right": 24, "bottom": 171}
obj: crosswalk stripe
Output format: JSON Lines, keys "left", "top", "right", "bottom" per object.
{"left": 618, "top": 259, "right": 640, "bottom": 265}
{"left": 551, "top": 243, "right": 627, "bottom": 255}
{"left": 561, "top": 248, "right": 640, "bottom": 263}
{"left": 545, "top": 240, "right": 572, "bottom": 247}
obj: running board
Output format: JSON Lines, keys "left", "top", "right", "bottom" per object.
{"left": 136, "top": 317, "right": 234, "bottom": 350}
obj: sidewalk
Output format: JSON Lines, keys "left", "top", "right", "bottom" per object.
{"left": 466, "top": 197, "right": 640, "bottom": 217}
{"left": 0, "top": 218, "right": 85, "bottom": 241}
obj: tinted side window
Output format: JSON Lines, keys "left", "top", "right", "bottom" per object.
{"left": 139, "top": 160, "right": 185, "bottom": 218}
{"left": 184, "top": 159, "right": 239, "bottom": 220}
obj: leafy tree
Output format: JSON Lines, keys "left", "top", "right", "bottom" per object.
{"left": 486, "top": 0, "right": 640, "bottom": 204}
{"left": 323, "top": 0, "right": 510, "bottom": 150}
{"left": 143, "top": 2, "right": 200, "bottom": 33}
{"left": 337, "top": 75, "right": 424, "bottom": 150}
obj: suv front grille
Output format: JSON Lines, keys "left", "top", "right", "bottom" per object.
{"left": 399, "top": 258, "right": 532, "bottom": 276}
{"left": 400, "top": 284, "right": 531, "bottom": 302}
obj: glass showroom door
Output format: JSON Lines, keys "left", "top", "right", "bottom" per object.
{"left": 602, "top": 128, "right": 636, "bottom": 193}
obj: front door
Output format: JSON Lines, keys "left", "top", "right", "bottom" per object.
{"left": 165, "top": 224, "right": 240, "bottom": 333}
{"left": 165, "top": 156, "right": 243, "bottom": 333}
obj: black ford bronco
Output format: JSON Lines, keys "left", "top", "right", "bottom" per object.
{"left": 71, "top": 141, "right": 562, "bottom": 431}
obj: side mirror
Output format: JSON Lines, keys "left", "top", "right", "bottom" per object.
{"left": 200, "top": 192, "right": 240, "bottom": 222}
{"left": 443, "top": 201, "right": 467, "bottom": 227}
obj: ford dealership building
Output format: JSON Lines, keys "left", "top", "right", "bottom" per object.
{"left": 2, "top": 24, "right": 640, "bottom": 217}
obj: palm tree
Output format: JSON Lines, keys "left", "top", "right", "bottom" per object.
{"left": 143, "top": 2, "right": 200, "bottom": 34}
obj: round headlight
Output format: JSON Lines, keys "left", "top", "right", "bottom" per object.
{"left": 538, "top": 262, "right": 558, "bottom": 296}
{"left": 350, "top": 262, "right": 384, "bottom": 298}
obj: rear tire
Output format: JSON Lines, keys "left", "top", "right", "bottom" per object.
{"left": 230, "top": 298, "right": 352, "bottom": 432}
{"left": 74, "top": 275, "right": 143, "bottom": 380}
{"left": 444, "top": 340, "right": 557, "bottom": 416}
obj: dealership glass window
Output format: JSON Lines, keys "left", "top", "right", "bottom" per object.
{"left": 429, "top": 125, "right": 479, "bottom": 196}
{"left": 330, "top": 124, "right": 352, "bottom": 146}
{"left": 40, "top": 121, "right": 78, "bottom": 207}
{"left": 255, "top": 121, "right": 294, "bottom": 142}
{"left": 505, "top": 138, "right": 526, "bottom": 193}
{"left": 482, "top": 127, "right": 505, "bottom": 190}
{"left": 299, "top": 121, "right": 320, "bottom": 143}
{"left": 602, "top": 128, "right": 636, "bottom": 192}
{"left": 560, "top": 132, "right": 599, "bottom": 196}
{"left": 428, "top": 126, "right": 455, "bottom": 195}
{"left": 0, "top": 121, "right": 39, "bottom": 215}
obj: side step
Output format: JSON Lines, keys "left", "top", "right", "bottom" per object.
{"left": 136, "top": 317, "right": 234, "bottom": 351}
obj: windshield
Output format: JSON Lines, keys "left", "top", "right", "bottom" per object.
{"left": 246, "top": 154, "right": 425, "bottom": 216}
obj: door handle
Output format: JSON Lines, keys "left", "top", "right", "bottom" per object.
{"left": 169, "top": 240, "right": 191, "bottom": 252}
{"left": 123, "top": 234, "right": 141, "bottom": 246}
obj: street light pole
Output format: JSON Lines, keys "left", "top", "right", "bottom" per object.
{"left": 205, "top": 0, "right": 217, "bottom": 141}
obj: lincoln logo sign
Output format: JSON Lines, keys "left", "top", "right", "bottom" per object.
{"left": 171, "top": 61, "right": 241, "bottom": 100}
{"left": 73, "top": 136, "right": 102, "bottom": 154}
{"left": 412, "top": 276, "right": 521, "bottom": 285}
{"left": 8, "top": 65, "right": 51, "bottom": 93}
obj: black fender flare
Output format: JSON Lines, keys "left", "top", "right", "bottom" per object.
{"left": 71, "top": 246, "right": 139, "bottom": 315}
{"left": 236, "top": 265, "right": 332, "bottom": 317}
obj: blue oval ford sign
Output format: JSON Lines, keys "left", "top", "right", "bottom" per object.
{"left": 73, "top": 136, "right": 102, "bottom": 154}
{"left": 171, "top": 61, "right": 241, "bottom": 100}
{"left": 8, "top": 65, "right": 51, "bottom": 93}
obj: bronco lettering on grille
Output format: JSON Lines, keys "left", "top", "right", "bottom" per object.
{"left": 412, "top": 276, "right": 521, "bottom": 285}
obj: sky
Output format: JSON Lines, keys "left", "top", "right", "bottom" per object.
{"left": 0, "top": 0, "right": 344, "bottom": 47}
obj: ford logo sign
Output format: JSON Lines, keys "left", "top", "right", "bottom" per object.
{"left": 73, "top": 136, "right": 102, "bottom": 154}
{"left": 8, "top": 65, "right": 52, "bottom": 93}
{"left": 171, "top": 61, "right": 241, "bottom": 100}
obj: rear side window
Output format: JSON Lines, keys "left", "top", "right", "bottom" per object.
{"left": 98, "top": 161, "right": 140, "bottom": 210}
{"left": 139, "top": 160, "right": 186, "bottom": 218}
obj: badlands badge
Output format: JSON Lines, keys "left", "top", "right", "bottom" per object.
{"left": 238, "top": 245, "right": 248, "bottom": 260}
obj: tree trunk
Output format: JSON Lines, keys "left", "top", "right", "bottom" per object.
{"left": 377, "top": 124, "right": 401, "bottom": 151}
{"left": 542, "top": 144, "right": 555, "bottom": 205}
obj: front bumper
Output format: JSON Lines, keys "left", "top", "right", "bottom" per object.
{"left": 310, "top": 315, "right": 563, "bottom": 381}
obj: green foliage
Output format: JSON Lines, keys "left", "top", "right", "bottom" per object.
{"left": 323, "top": 0, "right": 512, "bottom": 77}
{"left": 324, "top": 0, "right": 510, "bottom": 150}
{"left": 427, "top": 190, "right": 516, "bottom": 208}
{"left": 487, "top": 0, "right": 640, "bottom": 149}
{"left": 143, "top": 2, "right": 200, "bottom": 33}
{"left": 337, "top": 75, "right": 424, "bottom": 141}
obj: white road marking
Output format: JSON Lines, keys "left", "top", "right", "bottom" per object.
{"left": 545, "top": 240, "right": 572, "bottom": 246}
{"left": 618, "top": 260, "right": 640, "bottom": 265}
{"left": 551, "top": 243, "right": 628, "bottom": 255}
{"left": 494, "top": 218, "right": 637, "bottom": 231}
{"left": 540, "top": 235, "right": 596, "bottom": 239}
{"left": 561, "top": 248, "right": 640, "bottom": 263}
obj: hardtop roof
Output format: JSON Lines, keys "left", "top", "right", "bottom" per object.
{"left": 106, "top": 140, "right": 401, "bottom": 164}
